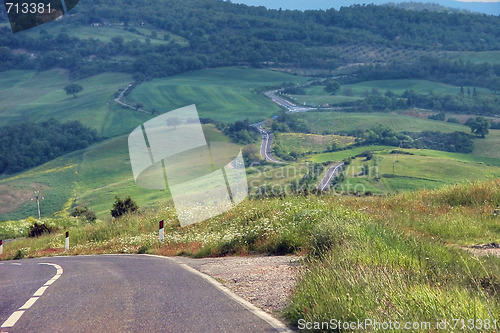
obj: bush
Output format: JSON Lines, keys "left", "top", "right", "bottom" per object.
{"left": 13, "top": 249, "right": 25, "bottom": 260}
{"left": 137, "top": 244, "right": 152, "bottom": 254}
{"left": 308, "top": 222, "right": 338, "bottom": 258}
{"left": 111, "top": 196, "right": 139, "bottom": 218}
{"left": 28, "top": 222, "right": 54, "bottom": 238}
{"left": 70, "top": 206, "right": 97, "bottom": 222}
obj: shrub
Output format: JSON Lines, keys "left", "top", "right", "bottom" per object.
{"left": 111, "top": 196, "right": 139, "bottom": 218}
{"left": 13, "top": 249, "right": 25, "bottom": 260}
{"left": 28, "top": 222, "right": 54, "bottom": 238}
{"left": 137, "top": 244, "right": 152, "bottom": 254}
{"left": 70, "top": 206, "right": 97, "bottom": 222}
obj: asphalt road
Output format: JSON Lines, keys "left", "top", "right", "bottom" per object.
{"left": 264, "top": 91, "right": 314, "bottom": 113}
{"left": 0, "top": 255, "right": 289, "bottom": 333}
{"left": 317, "top": 163, "right": 344, "bottom": 191}
{"left": 255, "top": 124, "right": 283, "bottom": 163}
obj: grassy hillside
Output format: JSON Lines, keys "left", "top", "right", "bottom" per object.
{"left": 0, "top": 70, "right": 150, "bottom": 137}
{"left": 459, "top": 51, "right": 500, "bottom": 65}
{"left": 340, "top": 149, "right": 500, "bottom": 193}
{"left": 274, "top": 132, "right": 355, "bottom": 155}
{"left": 286, "top": 79, "right": 489, "bottom": 106}
{"left": 0, "top": 124, "right": 237, "bottom": 221}
{"left": 125, "top": 67, "right": 311, "bottom": 122}
{"left": 293, "top": 111, "right": 469, "bottom": 134}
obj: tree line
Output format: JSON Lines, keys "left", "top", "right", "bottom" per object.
{"left": 0, "top": 120, "right": 101, "bottom": 174}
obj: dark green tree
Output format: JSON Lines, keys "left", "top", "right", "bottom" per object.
{"left": 467, "top": 116, "right": 490, "bottom": 138}
{"left": 324, "top": 80, "right": 340, "bottom": 95}
{"left": 64, "top": 83, "right": 83, "bottom": 98}
{"left": 111, "top": 196, "right": 139, "bottom": 218}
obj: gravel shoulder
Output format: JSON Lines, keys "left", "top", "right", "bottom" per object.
{"left": 175, "top": 255, "right": 303, "bottom": 317}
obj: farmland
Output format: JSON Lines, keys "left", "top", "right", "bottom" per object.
{"left": 125, "top": 67, "right": 311, "bottom": 122}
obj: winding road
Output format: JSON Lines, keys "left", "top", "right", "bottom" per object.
{"left": 0, "top": 255, "right": 290, "bottom": 333}
{"left": 317, "top": 163, "right": 344, "bottom": 191}
{"left": 253, "top": 122, "right": 283, "bottom": 163}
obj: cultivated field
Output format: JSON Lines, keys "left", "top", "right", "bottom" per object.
{"left": 292, "top": 111, "right": 469, "bottom": 134}
{"left": 125, "top": 67, "right": 311, "bottom": 122}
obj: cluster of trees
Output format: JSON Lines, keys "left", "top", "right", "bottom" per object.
{"left": 271, "top": 111, "right": 311, "bottom": 134}
{"left": 201, "top": 118, "right": 260, "bottom": 144}
{"left": 333, "top": 87, "right": 500, "bottom": 116}
{"left": 345, "top": 57, "right": 500, "bottom": 92}
{"left": 220, "top": 119, "right": 260, "bottom": 144}
{"left": 0, "top": 120, "right": 101, "bottom": 174}
{"left": 0, "top": 1, "right": 498, "bottom": 82}
{"left": 350, "top": 126, "right": 474, "bottom": 153}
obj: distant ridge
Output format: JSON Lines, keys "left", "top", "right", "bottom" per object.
{"left": 233, "top": 0, "right": 500, "bottom": 15}
{"left": 385, "top": 1, "right": 471, "bottom": 13}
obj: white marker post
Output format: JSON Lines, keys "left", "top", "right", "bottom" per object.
{"left": 65, "top": 231, "right": 69, "bottom": 251}
{"left": 159, "top": 220, "right": 164, "bottom": 243}
{"left": 0, "top": 240, "right": 3, "bottom": 255}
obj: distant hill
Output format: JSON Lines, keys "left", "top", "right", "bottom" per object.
{"left": 234, "top": 0, "right": 500, "bottom": 15}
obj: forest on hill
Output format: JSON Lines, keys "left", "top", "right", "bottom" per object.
{"left": 0, "top": 0, "right": 498, "bottom": 89}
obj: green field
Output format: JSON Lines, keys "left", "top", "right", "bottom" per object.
{"left": 126, "top": 67, "right": 311, "bottom": 122}
{"left": 0, "top": 70, "right": 150, "bottom": 137}
{"left": 0, "top": 124, "right": 238, "bottom": 221}
{"left": 275, "top": 132, "right": 355, "bottom": 155}
{"left": 22, "top": 22, "right": 188, "bottom": 46}
{"left": 285, "top": 79, "right": 488, "bottom": 106}
{"left": 341, "top": 79, "right": 487, "bottom": 96}
{"left": 336, "top": 148, "right": 500, "bottom": 194}
{"left": 473, "top": 129, "right": 500, "bottom": 159}
{"left": 293, "top": 111, "right": 470, "bottom": 134}
{"left": 459, "top": 51, "right": 500, "bottom": 65}
{"left": 288, "top": 92, "right": 361, "bottom": 106}
{"left": 308, "top": 145, "right": 395, "bottom": 163}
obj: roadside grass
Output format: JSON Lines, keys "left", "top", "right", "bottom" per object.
{"left": 286, "top": 221, "right": 500, "bottom": 330}
{"left": 1, "top": 181, "right": 500, "bottom": 330}
{"left": 125, "top": 67, "right": 312, "bottom": 123}
{"left": 274, "top": 132, "right": 355, "bottom": 155}
{"left": 293, "top": 111, "right": 469, "bottom": 135}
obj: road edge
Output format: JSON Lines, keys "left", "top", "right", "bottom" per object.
{"left": 143, "top": 254, "right": 294, "bottom": 333}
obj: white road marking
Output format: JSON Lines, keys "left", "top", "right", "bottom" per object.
{"left": 19, "top": 297, "right": 39, "bottom": 310}
{"left": 320, "top": 163, "right": 344, "bottom": 191}
{"left": 10, "top": 263, "right": 21, "bottom": 266}
{"left": 33, "top": 286, "right": 48, "bottom": 297}
{"left": 1, "top": 311, "right": 24, "bottom": 328}
{"left": 1, "top": 263, "right": 63, "bottom": 328}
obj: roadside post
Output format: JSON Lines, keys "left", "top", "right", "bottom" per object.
{"left": 65, "top": 231, "right": 69, "bottom": 250}
{"left": 0, "top": 240, "right": 3, "bottom": 255}
{"left": 159, "top": 220, "right": 164, "bottom": 243}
